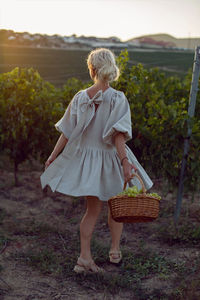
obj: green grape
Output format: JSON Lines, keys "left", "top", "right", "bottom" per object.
{"left": 117, "top": 186, "right": 161, "bottom": 200}
{"left": 147, "top": 193, "right": 161, "bottom": 200}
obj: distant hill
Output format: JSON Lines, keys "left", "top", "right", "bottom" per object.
{"left": 0, "top": 29, "right": 128, "bottom": 50}
{"left": 1, "top": 29, "right": 199, "bottom": 50}
{"left": 127, "top": 33, "right": 200, "bottom": 50}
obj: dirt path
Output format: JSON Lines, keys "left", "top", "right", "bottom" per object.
{"left": 0, "top": 162, "right": 200, "bottom": 300}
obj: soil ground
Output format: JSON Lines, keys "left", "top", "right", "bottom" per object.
{"left": 0, "top": 157, "right": 200, "bottom": 300}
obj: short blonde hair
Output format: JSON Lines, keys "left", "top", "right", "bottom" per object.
{"left": 87, "top": 48, "right": 120, "bottom": 82}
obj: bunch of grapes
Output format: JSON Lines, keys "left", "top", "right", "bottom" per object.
{"left": 147, "top": 192, "right": 161, "bottom": 200}
{"left": 118, "top": 186, "right": 161, "bottom": 200}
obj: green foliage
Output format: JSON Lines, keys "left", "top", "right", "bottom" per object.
{"left": 0, "top": 67, "right": 64, "bottom": 184}
{"left": 114, "top": 50, "right": 200, "bottom": 192}
{"left": 0, "top": 50, "right": 199, "bottom": 191}
{"left": 61, "top": 77, "right": 89, "bottom": 106}
{"left": 0, "top": 68, "right": 89, "bottom": 185}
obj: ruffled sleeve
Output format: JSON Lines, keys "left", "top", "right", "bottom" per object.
{"left": 103, "top": 91, "right": 132, "bottom": 145}
{"left": 55, "top": 92, "right": 79, "bottom": 139}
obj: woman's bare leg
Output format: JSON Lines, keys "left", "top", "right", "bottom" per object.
{"left": 108, "top": 206, "right": 123, "bottom": 257}
{"left": 79, "top": 196, "right": 103, "bottom": 262}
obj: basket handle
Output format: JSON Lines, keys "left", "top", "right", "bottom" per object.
{"left": 123, "top": 172, "right": 146, "bottom": 193}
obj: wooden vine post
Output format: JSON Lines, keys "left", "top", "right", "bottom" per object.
{"left": 174, "top": 46, "right": 200, "bottom": 225}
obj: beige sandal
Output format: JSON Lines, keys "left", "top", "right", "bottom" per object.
{"left": 109, "top": 250, "right": 122, "bottom": 264}
{"left": 73, "top": 257, "right": 104, "bottom": 274}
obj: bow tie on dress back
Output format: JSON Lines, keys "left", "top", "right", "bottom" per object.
{"left": 80, "top": 90, "right": 103, "bottom": 112}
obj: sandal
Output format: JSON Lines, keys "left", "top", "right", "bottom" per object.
{"left": 109, "top": 250, "right": 122, "bottom": 264}
{"left": 73, "top": 257, "right": 104, "bottom": 274}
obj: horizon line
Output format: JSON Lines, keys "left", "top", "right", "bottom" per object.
{"left": 0, "top": 27, "right": 200, "bottom": 41}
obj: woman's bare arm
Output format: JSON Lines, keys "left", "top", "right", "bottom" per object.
{"left": 51, "top": 133, "right": 68, "bottom": 157}
{"left": 114, "top": 132, "right": 137, "bottom": 183}
{"left": 114, "top": 132, "right": 127, "bottom": 161}
{"left": 45, "top": 133, "right": 68, "bottom": 169}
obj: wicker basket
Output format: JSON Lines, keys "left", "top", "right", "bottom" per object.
{"left": 108, "top": 173, "right": 160, "bottom": 223}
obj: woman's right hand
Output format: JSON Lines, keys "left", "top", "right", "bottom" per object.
{"left": 45, "top": 153, "right": 57, "bottom": 170}
{"left": 122, "top": 158, "right": 137, "bottom": 183}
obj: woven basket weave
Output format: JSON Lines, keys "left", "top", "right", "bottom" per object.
{"left": 108, "top": 173, "right": 160, "bottom": 223}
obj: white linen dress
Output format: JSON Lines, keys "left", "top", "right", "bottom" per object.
{"left": 40, "top": 87, "right": 153, "bottom": 201}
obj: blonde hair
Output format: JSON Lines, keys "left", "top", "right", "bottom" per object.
{"left": 87, "top": 48, "right": 120, "bottom": 82}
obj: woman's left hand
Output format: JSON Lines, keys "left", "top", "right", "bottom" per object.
{"left": 122, "top": 159, "right": 137, "bottom": 183}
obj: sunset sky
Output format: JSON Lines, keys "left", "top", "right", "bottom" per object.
{"left": 1, "top": 0, "right": 200, "bottom": 41}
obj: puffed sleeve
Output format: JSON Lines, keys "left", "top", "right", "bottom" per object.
{"left": 103, "top": 91, "right": 132, "bottom": 145}
{"left": 54, "top": 92, "right": 79, "bottom": 139}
